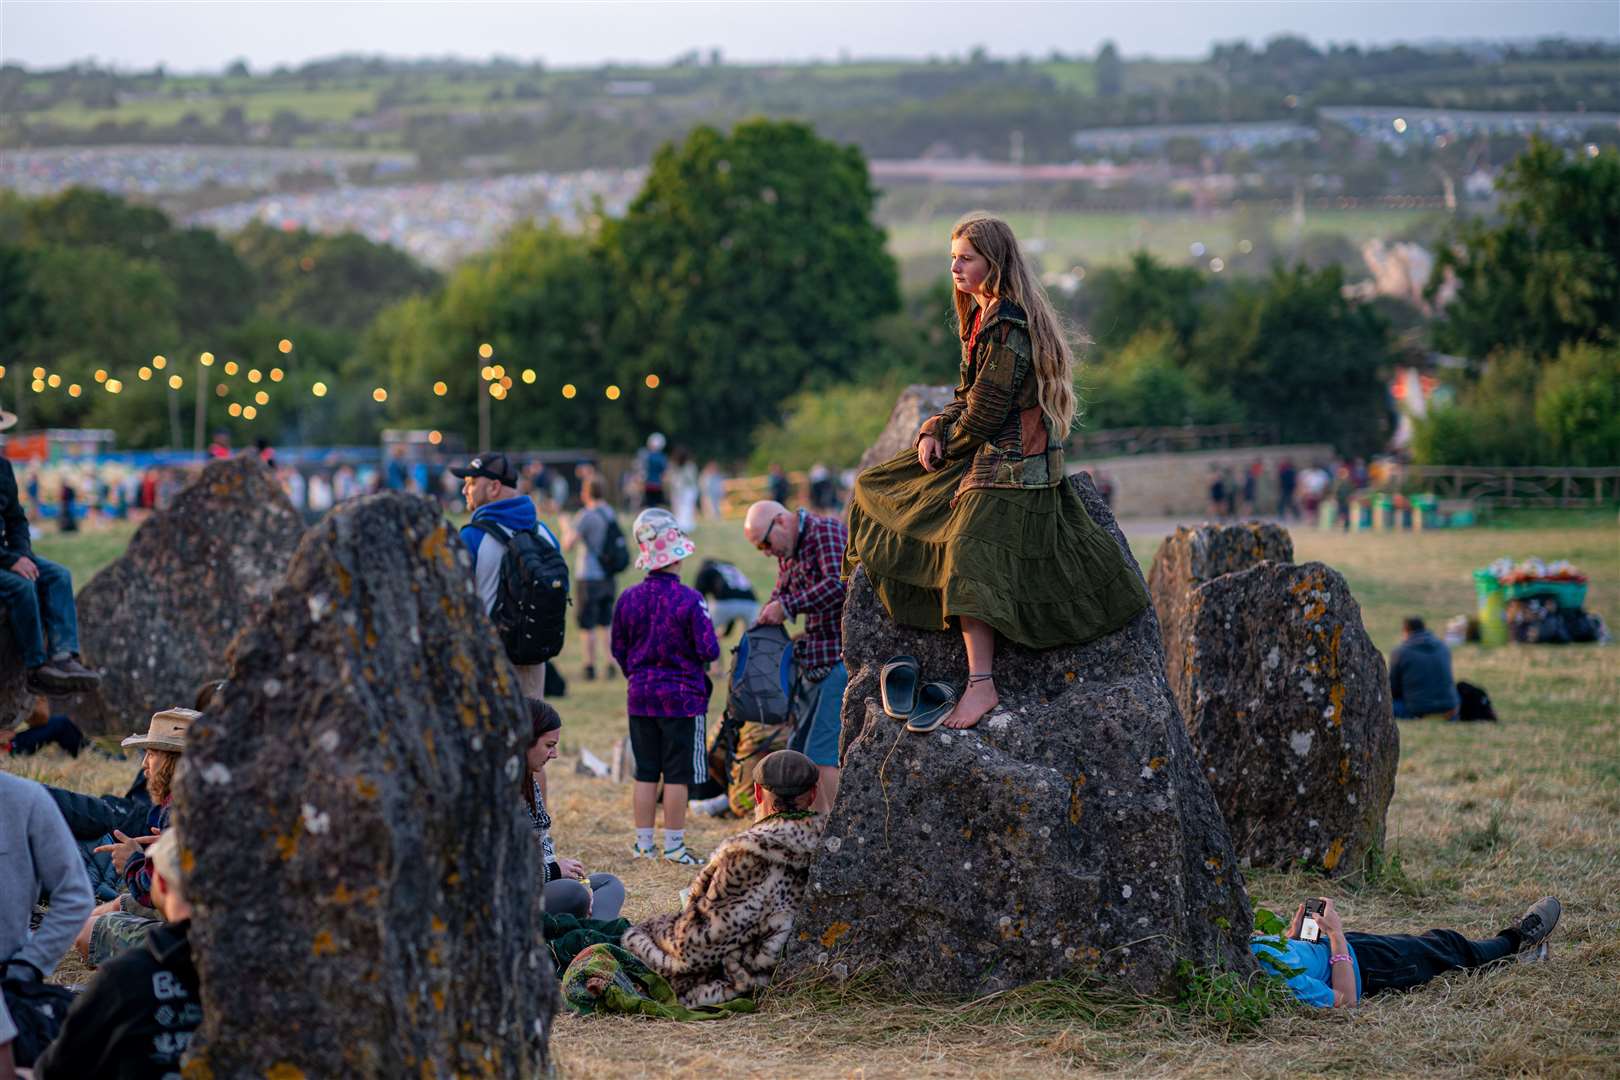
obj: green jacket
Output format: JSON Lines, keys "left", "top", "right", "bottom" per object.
{"left": 918, "top": 298, "right": 1064, "bottom": 501}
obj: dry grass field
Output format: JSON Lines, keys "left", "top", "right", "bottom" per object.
{"left": 7, "top": 511, "right": 1617, "bottom": 1078}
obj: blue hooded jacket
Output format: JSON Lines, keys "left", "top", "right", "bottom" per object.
{"left": 460, "top": 496, "right": 559, "bottom": 618}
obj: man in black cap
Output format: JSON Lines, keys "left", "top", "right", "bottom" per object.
{"left": 451, "top": 452, "right": 562, "bottom": 700}
{"left": 621, "top": 750, "right": 824, "bottom": 1007}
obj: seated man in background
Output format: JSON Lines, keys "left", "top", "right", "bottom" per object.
{"left": 621, "top": 750, "right": 825, "bottom": 1007}
{"left": 1389, "top": 616, "right": 1460, "bottom": 720}
{"left": 33, "top": 830, "right": 201, "bottom": 1080}
{"left": 1251, "top": 894, "right": 1560, "bottom": 1008}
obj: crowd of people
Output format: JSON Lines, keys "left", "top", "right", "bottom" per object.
{"left": 1204, "top": 456, "right": 1377, "bottom": 526}
{"left": 1, "top": 213, "right": 1567, "bottom": 1075}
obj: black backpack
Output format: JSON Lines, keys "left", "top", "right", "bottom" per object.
{"left": 3, "top": 960, "right": 75, "bottom": 1066}
{"left": 726, "top": 623, "right": 796, "bottom": 726}
{"left": 467, "top": 519, "right": 570, "bottom": 665}
{"left": 593, "top": 509, "right": 632, "bottom": 576}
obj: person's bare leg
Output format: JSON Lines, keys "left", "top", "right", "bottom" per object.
{"left": 663, "top": 783, "right": 688, "bottom": 831}
{"left": 814, "top": 765, "right": 840, "bottom": 813}
{"left": 633, "top": 780, "right": 658, "bottom": 829}
{"left": 945, "top": 616, "right": 998, "bottom": 729}
{"left": 582, "top": 628, "right": 599, "bottom": 670}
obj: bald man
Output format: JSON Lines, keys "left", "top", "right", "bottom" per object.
{"left": 743, "top": 501, "right": 848, "bottom": 813}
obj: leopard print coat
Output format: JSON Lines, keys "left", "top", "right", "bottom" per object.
{"left": 621, "top": 811, "right": 824, "bottom": 1006}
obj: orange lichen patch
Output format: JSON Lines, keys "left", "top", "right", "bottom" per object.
{"left": 274, "top": 821, "right": 303, "bottom": 861}
{"left": 180, "top": 848, "right": 196, "bottom": 874}
{"left": 432, "top": 915, "right": 447, "bottom": 933}
{"left": 332, "top": 883, "right": 355, "bottom": 904}
{"left": 820, "top": 921, "right": 852, "bottom": 947}
{"left": 1329, "top": 683, "right": 1346, "bottom": 727}
{"left": 1322, "top": 837, "right": 1346, "bottom": 871}
{"left": 364, "top": 625, "right": 378, "bottom": 649}
{"left": 355, "top": 776, "right": 379, "bottom": 800}
{"left": 312, "top": 930, "right": 338, "bottom": 957}
{"left": 333, "top": 560, "right": 353, "bottom": 598}
{"left": 1148, "top": 756, "right": 1167, "bottom": 771}
{"left": 423, "top": 728, "right": 436, "bottom": 763}
{"left": 445, "top": 870, "right": 461, "bottom": 888}
{"left": 798, "top": 930, "right": 810, "bottom": 942}
{"left": 266, "top": 1064, "right": 306, "bottom": 1080}
{"left": 1065, "top": 671, "right": 1077, "bottom": 682}
{"left": 1068, "top": 772, "right": 1087, "bottom": 825}
{"left": 181, "top": 1059, "right": 215, "bottom": 1080}
{"left": 1205, "top": 855, "right": 1223, "bottom": 871}
{"left": 419, "top": 524, "right": 450, "bottom": 566}
{"left": 459, "top": 703, "right": 479, "bottom": 728}
{"left": 1339, "top": 755, "right": 1351, "bottom": 785}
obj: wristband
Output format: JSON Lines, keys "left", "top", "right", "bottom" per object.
{"left": 1328, "top": 953, "right": 1352, "bottom": 966}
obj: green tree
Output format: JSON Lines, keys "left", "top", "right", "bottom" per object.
{"left": 1431, "top": 139, "right": 1620, "bottom": 361}
{"left": 597, "top": 119, "right": 900, "bottom": 457}
{"left": 1192, "top": 264, "right": 1395, "bottom": 456}
{"left": 1411, "top": 350, "right": 1545, "bottom": 466}
{"left": 1095, "top": 42, "right": 1124, "bottom": 98}
{"left": 231, "top": 222, "right": 440, "bottom": 333}
{"left": 1081, "top": 328, "right": 1240, "bottom": 430}
{"left": 1533, "top": 341, "right": 1620, "bottom": 466}
{"left": 1089, "top": 252, "right": 1208, "bottom": 353}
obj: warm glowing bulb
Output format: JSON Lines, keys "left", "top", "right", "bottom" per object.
{"left": 228, "top": 403, "right": 242, "bottom": 417}
{"left": 488, "top": 383, "right": 503, "bottom": 399}
{"left": 269, "top": 367, "right": 284, "bottom": 382}
{"left": 500, "top": 376, "right": 512, "bottom": 390}
{"left": 94, "top": 369, "right": 108, "bottom": 383}
{"left": 106, "top": 379, "right": 122, "bottom": 394}
{"left": 254, "top": 390, "right": 269, "bottom": 405}
{"left": 428, "top": 430, "right": 443, "bottom": 445}
{"left": 478, "top": 343, "right": 493, "bottom": 360}
{"left": 480, "top": 365, "right": 494, "bottom": 381}
{"left": 561, "top": 383, "right": 576, "bottom": 399}
{"left": 31, "top": 367, "right": 44, "bottom": 380}
{"left": 521, "top": 368, "right": 536, "bottom": 384}
{"left": 216, "top": 383, "right": 228, "bottom": 397}
{"left": 645, "top": 373, "right": 660, "bottom": 389}
{"left": 30, "top": 380, "right": 44, "bottom": 393}
{"left": 46, "top": 373, "right": 61, "bottom": 388}
{"left": 432, "top": 381, "right": 448, "bottom": 396}
{"left": 242, "top": 405, "right": 257, "bottom": 420}
{"left": 278, "top": 339, "right": 293, "bottom": 354}
{"left": 605, "top": 384, "right": 621, "bottom": 400}
{"left": 248, "top": 369, "right": 262, "bottom": 384}
{"left": 372, "top": 387, "right": 388, "bottom": 403}
{"left": 168, "top": 374, "right": 183, "bottom": 390}
{"left": 151, "top": 355, "right": 167, "bottom": 370}
{"left": 492, "top": 364, "right": 505, "bottom": 380}
{"left": 67, "top": 383, "right": 82, "bottom": 398}
{"left": 224, "top": 361, "right": 239, "bottom": 375}
{"left": 312, "top": 382, "right": 328, "bottom": 397}
{"left": 200, "top": 351, "right": 215, "bottom": 366}
{"left": 138, "top": 368, "right": 152, "bottom": 381}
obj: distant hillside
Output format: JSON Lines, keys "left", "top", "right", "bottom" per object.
{"left": 3, "top": 37, "right": 1615, "bottom": 173}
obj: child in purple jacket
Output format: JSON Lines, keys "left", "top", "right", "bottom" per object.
{"left": 611, "top": 508, "right": 720, "bottom": 864}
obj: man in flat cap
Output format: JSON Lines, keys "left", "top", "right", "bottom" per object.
{"left": 621, "top": 750, "right": 824, "bottom": 1006}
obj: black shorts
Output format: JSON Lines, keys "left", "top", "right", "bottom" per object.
{"left": 628, "top": 714, "right": 706, "bottom": 786}
{"left": 577, "top": 579, "right": 616, "bottom": 629}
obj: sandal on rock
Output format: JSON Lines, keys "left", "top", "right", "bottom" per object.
{"left": 880, "top": 655, "right": 920, "bottom": 720}
{"left": 905, "top": 682, "right": 958, "bottom": 734}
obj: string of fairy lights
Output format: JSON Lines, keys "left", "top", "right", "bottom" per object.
{"left": 7, "top": 338, "right": 662, "bottom": 442}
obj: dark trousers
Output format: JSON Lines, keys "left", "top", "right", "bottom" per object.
{"left": 8, "top": 716, "right": 85, "bottom": 757}
{"left": 1348, "top": 927, "right": 1520, "bottom": 997}
{"left": 0, "top": 555, "right": 80, "bottom": 667}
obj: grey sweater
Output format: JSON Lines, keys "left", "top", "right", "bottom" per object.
{"left": 1, "top": 771, "right": 94, "bottom": 977}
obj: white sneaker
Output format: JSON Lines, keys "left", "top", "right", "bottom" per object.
{"left": 688, "top": 794, "right": 730, "bottom": 817}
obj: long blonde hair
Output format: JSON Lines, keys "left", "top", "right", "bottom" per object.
{"left": 950, "top": 212, "right": 1078, "bottom": 434}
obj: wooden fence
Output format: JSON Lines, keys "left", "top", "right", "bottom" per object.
{"left": 1404, "top": 466, "right": 1620, "bottom": 508}
{"left": 1070, "top": 423, "right": 1280, "bottom": 458}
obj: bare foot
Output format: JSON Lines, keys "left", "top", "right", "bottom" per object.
{"left": 944, "top": 678, "right": 997, "bottom": 729}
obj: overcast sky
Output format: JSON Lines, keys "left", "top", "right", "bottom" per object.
{"left": 3, "top": 1, "right": 1614, "bottom": 72}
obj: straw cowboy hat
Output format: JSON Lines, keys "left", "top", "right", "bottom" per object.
{"left": 0, "top": 411, "right": 16, "bottom": 433}
{"left": 121, "top": 708, "right": 200, "bottom": 754}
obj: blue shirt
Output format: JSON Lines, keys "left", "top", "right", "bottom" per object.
{"left": 1249, "top": 936, "right": 1361, "bottom": 1008}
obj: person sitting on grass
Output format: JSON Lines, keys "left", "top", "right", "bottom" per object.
{"left": 1389, "top": 616, "right": 1460, "bottom": 720}
{"left": 620, "top": 749, "right": 825, "bottom": 1007}
{"left": 522, "top": 699, "right": 625, "bottom": 921}
{"left": 32, "top": 829, "right": 201, "bottom": 1080}
{"left": 74, "top": 709, "right": 199, "bottom": 967}
{"left": 1251, "top": 894, "right": 1561, "bottom": 1008}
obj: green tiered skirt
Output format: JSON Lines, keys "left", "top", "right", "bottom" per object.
{"left": 845, "top": 449, "right": 1149, "bottom": 649}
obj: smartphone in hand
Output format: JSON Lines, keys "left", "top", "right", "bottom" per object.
{"left": 1300, "top": 898, "right": 1326, "bottom": 943}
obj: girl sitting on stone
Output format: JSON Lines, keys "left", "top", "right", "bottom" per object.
{"left": 845, "top": 212, "right": 1149, "bottom": 729}
{"left": 524, "top": 699, "right": 625, "bottom": 920}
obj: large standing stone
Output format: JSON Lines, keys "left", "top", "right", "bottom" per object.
{"left": 1148, "top": 523, "right": 1294, "bottom": 697}
{"left": 0, "top": 626, "right": 33, "bottom": 727}
{"left": 858, "top": 384, "right": 956, "bottom": 470}
{"left": 76, "top": 456, "right": 304, "bottom": 732}
{"left": 1168, "top": 561, "right": 1398, "bottom": 875}
{"left": 177, "top": 493, "right": 553, "bottom": 1078}
{"left": 788, "top": 472, "right": 1255, "bottom": 997}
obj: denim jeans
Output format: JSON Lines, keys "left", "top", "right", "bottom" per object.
{"left": 0, "top": 555, "right": 80, "bottom": 668}
{"left": 1348, "top": 926, "right": 1519, "bottom": 997}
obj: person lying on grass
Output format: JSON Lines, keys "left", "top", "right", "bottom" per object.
{"left": 1251, "top": 895, "right": 1561, "bottom": 1008}
{"left": 620, "top": 750, "right": 824, "bottom": 1007}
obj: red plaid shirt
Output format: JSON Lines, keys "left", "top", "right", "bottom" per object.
{"left": 771, "top": 510, "right": 849, "bottom": 673}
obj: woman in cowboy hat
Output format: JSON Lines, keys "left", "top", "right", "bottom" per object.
{"left": 77, "top": 708, "right": 199, "bottom": 966}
